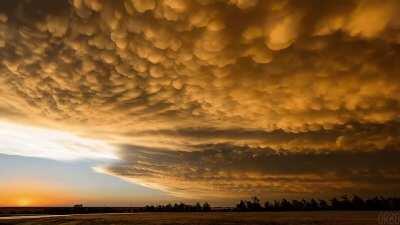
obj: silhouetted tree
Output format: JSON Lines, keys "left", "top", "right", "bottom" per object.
{"left": 195, "top": 202, "right": 202, "bottom": 211}
{"left": 273, "top": 200, "right": 281, "bottom": 211}
{"left": 318, "top": 199, "right": 328, "bottom": 210}
{"left": 340, "top": 195, "right": 352, "bottom": 210}
{"left": 236, "top": 200, "right": 247, "bottom": 211}
{"left": 234, "top": 195, "right": 400, "bottom": 212}
{"left": 351, "top": 195, "right": 365, "bottom": 210}
{"left": 165, "top": 203, "right": 172, "bottom": 211}
{"left": 330, "top": 197, "right": 340, "bottom": 209}
{"left": 244, "top": 196, "right": 262, "bottom": 211}
{"left": 280, "top": 199, "right": 292, "bottom": 211}
{"left": 264, "top": 201, "right": 271, "bottom": 210}
{"left": 203, "top": 202, "right": 211, "bottom": 211}
{"left": 309, "top": 199, "right": 319, "bottom": 210}
{"left": 292, "top": 200, "right": 304, "bottom": 210}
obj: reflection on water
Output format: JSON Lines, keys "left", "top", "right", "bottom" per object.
{"left": 0, "top": 213, "right": 134, "bottom": 220}
{"left": 0, "top": 215, "right": 70, "bottom": 220}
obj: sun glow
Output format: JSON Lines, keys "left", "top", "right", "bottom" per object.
{"left": 16, "top": 198, "right": 33, "bottom": 207}
{"left": 0, "top": 121, "right": 118, "bottom": 161}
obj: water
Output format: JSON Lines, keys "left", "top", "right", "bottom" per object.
{"left": 0, "top": 215, "right": 70, "bottom": 220}
{"left": 0, "top": 213, "right": 134, "bottom": 220}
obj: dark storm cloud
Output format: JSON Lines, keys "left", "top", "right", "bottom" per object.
{"left": 0, "top": 0, "right": 400, "bottom": 198}
{"left": 104, "top": 144, "right": 400, "bottom": 198}
{"left": 127, "top": 122, "right": 400, "bottom": 152}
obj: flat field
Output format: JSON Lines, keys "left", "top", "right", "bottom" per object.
{"left": 0, "top": 211, "right": 382, "bottom": 225}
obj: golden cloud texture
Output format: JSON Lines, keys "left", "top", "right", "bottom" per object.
{"left": 0, "top": 0, "right": 400, "bottom": 199}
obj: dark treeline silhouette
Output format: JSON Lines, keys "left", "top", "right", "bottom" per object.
{"left": 0, "top": 202, "right": 212, "bottom": 216}
{"left": 143, "top": 202, "right": 211, "bottom": 212}
{"left": 0, "top": 206, "right": 138, "bottom": 215}
{"left": 235, "top": 196, "right": 400, "bottom": 211}
{"left": 2, "top": 195, "right": 400, "bottom": 216}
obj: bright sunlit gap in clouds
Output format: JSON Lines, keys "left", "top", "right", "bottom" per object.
{"left": 0, "top": 121, "right": 118, "bottom": 161}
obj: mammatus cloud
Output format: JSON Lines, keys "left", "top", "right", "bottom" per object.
{"left": 0, "top": 0, "right": 400, "bottom": 198}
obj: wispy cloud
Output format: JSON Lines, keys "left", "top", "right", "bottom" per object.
{"left": 0, "top": 121, "right": 117, "bottom": 160}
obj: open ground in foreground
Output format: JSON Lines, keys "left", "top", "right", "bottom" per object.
{"left": 0, "top": 211, "right": 383, "bottom": 225}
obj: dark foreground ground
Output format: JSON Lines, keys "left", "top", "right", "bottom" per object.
{"left": 0, "top": 211, "right": 383, "bottom": 225}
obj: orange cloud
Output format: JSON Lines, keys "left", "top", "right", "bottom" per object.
{"left": 0, "top": 0, "right": 399, "bottom": 199}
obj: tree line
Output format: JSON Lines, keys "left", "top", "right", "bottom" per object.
{"left": 2, "top": 195, "right": 400, "bottom": 215}
{"left": 235, "top": 196, "right": 400, "bottom": 211}
{"left": 0, "top": 203, "right": 212, "bottom": 215}
{"left": 143, "top": 202, "right": 211, "bottom": 212}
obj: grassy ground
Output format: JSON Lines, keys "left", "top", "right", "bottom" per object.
{"left": 0, "top": 211, "right": 381, "bottom": 225}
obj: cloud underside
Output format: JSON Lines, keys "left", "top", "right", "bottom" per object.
{"left": 0, "top": 0, "right": 400, "bottom": 198}
{"left": 104, "top": 146, "right": 400, "bottom": 199}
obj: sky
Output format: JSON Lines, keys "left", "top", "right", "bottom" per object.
{"left": 0, "top": 0, "right": 400, "bottom": 206}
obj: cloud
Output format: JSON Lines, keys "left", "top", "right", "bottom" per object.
{"left": 0, "top": 0, "right": 400, "bottom": 198}
{"left": 103, "top": 144, "right": 400, "bottom": 199}
{"left": 122, "top": 122, "right": 400, "bottom": 152}
{"left": 0, "top": 121, "right": 117, "bottom": 161}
